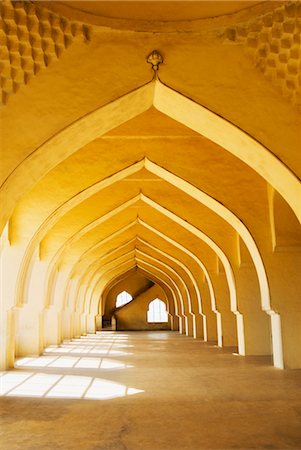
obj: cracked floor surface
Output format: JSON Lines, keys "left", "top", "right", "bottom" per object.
{"left": 1, "top": 331, "right": 301, "bottom": 450}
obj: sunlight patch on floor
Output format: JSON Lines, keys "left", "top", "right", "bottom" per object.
{"left": 1, "top": 333, "right": 141, "bottom": 400}
{"left": 0, "top": 371, "right": 143, "bottom": 400}
{"left": 15, "top": 355, "right": 134, "bottom": 370}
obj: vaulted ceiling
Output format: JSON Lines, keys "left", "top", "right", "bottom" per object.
{"left": 1, "top": 0, "right": 300, "bottom": 369}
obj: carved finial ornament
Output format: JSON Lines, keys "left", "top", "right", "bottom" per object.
{"left": 147, "top": 50, "right": 163, "bottom": 72}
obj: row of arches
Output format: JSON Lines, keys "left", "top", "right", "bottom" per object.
{"left": 0, "top": 74, "right": 300, "bottom": 371}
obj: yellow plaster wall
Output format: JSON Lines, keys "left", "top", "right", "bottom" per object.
{"left": 103, "top": 272, "right": 154, "bottom": 320}
{"left": 114, "top": 284, "right": 171, "bottom": 331}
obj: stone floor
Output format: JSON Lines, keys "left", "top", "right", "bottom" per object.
{"left": 0, "top": 331, "right": 301, "bottom": 450}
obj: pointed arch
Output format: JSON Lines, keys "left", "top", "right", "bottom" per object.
{"left": 115, "top": 291, "right": 133, "bottom": 308}
{"left": 147, "top": 299, "right": 168, "bottom": 323}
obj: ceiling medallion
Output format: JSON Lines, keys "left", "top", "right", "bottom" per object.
{"left": 147, "top": 50, "right": 163, "bottom": 72}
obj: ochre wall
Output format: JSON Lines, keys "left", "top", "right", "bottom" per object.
{"left": 103, "top": 272, "right": 154, "bottom": 320}
{"left": 114, "top": 284, "right": 171, "bottom": 331}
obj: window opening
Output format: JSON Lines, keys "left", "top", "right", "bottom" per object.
{"left": 116, "top": 291, "right": 132, "bottom": 308}
{"left": 147, "top": 298, "right": 168, "bottom": 323}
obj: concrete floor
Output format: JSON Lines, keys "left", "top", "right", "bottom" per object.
{"left": 1, "top": 331, "right": 301, "bottom": 450}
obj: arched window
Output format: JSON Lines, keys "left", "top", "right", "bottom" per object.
{"left": 116, "top": 291, "right": 132, "bottom": 308}
{"left": 147, "top": 299, "right": 168, "bottom": 323}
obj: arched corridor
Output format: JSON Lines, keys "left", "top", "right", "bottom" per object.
{"left": 0, "top": 0, "right": 301, "bottom": 448}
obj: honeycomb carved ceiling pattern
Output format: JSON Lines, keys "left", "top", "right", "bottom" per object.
{"left": 0, "top": 0, "right": 91, "bottom": 106}
{"left": 225, "top": 1, "right": 301, "bottom": 107}
{"left": 1, "top": 1, "right": 300, "bottom": 108}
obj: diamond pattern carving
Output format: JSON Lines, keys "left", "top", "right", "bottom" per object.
{"left": 0, "top": 0, "right": 91, "bottom": 105}
{"left": 225, "top": 2, "right": 301, "bottom": 106}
